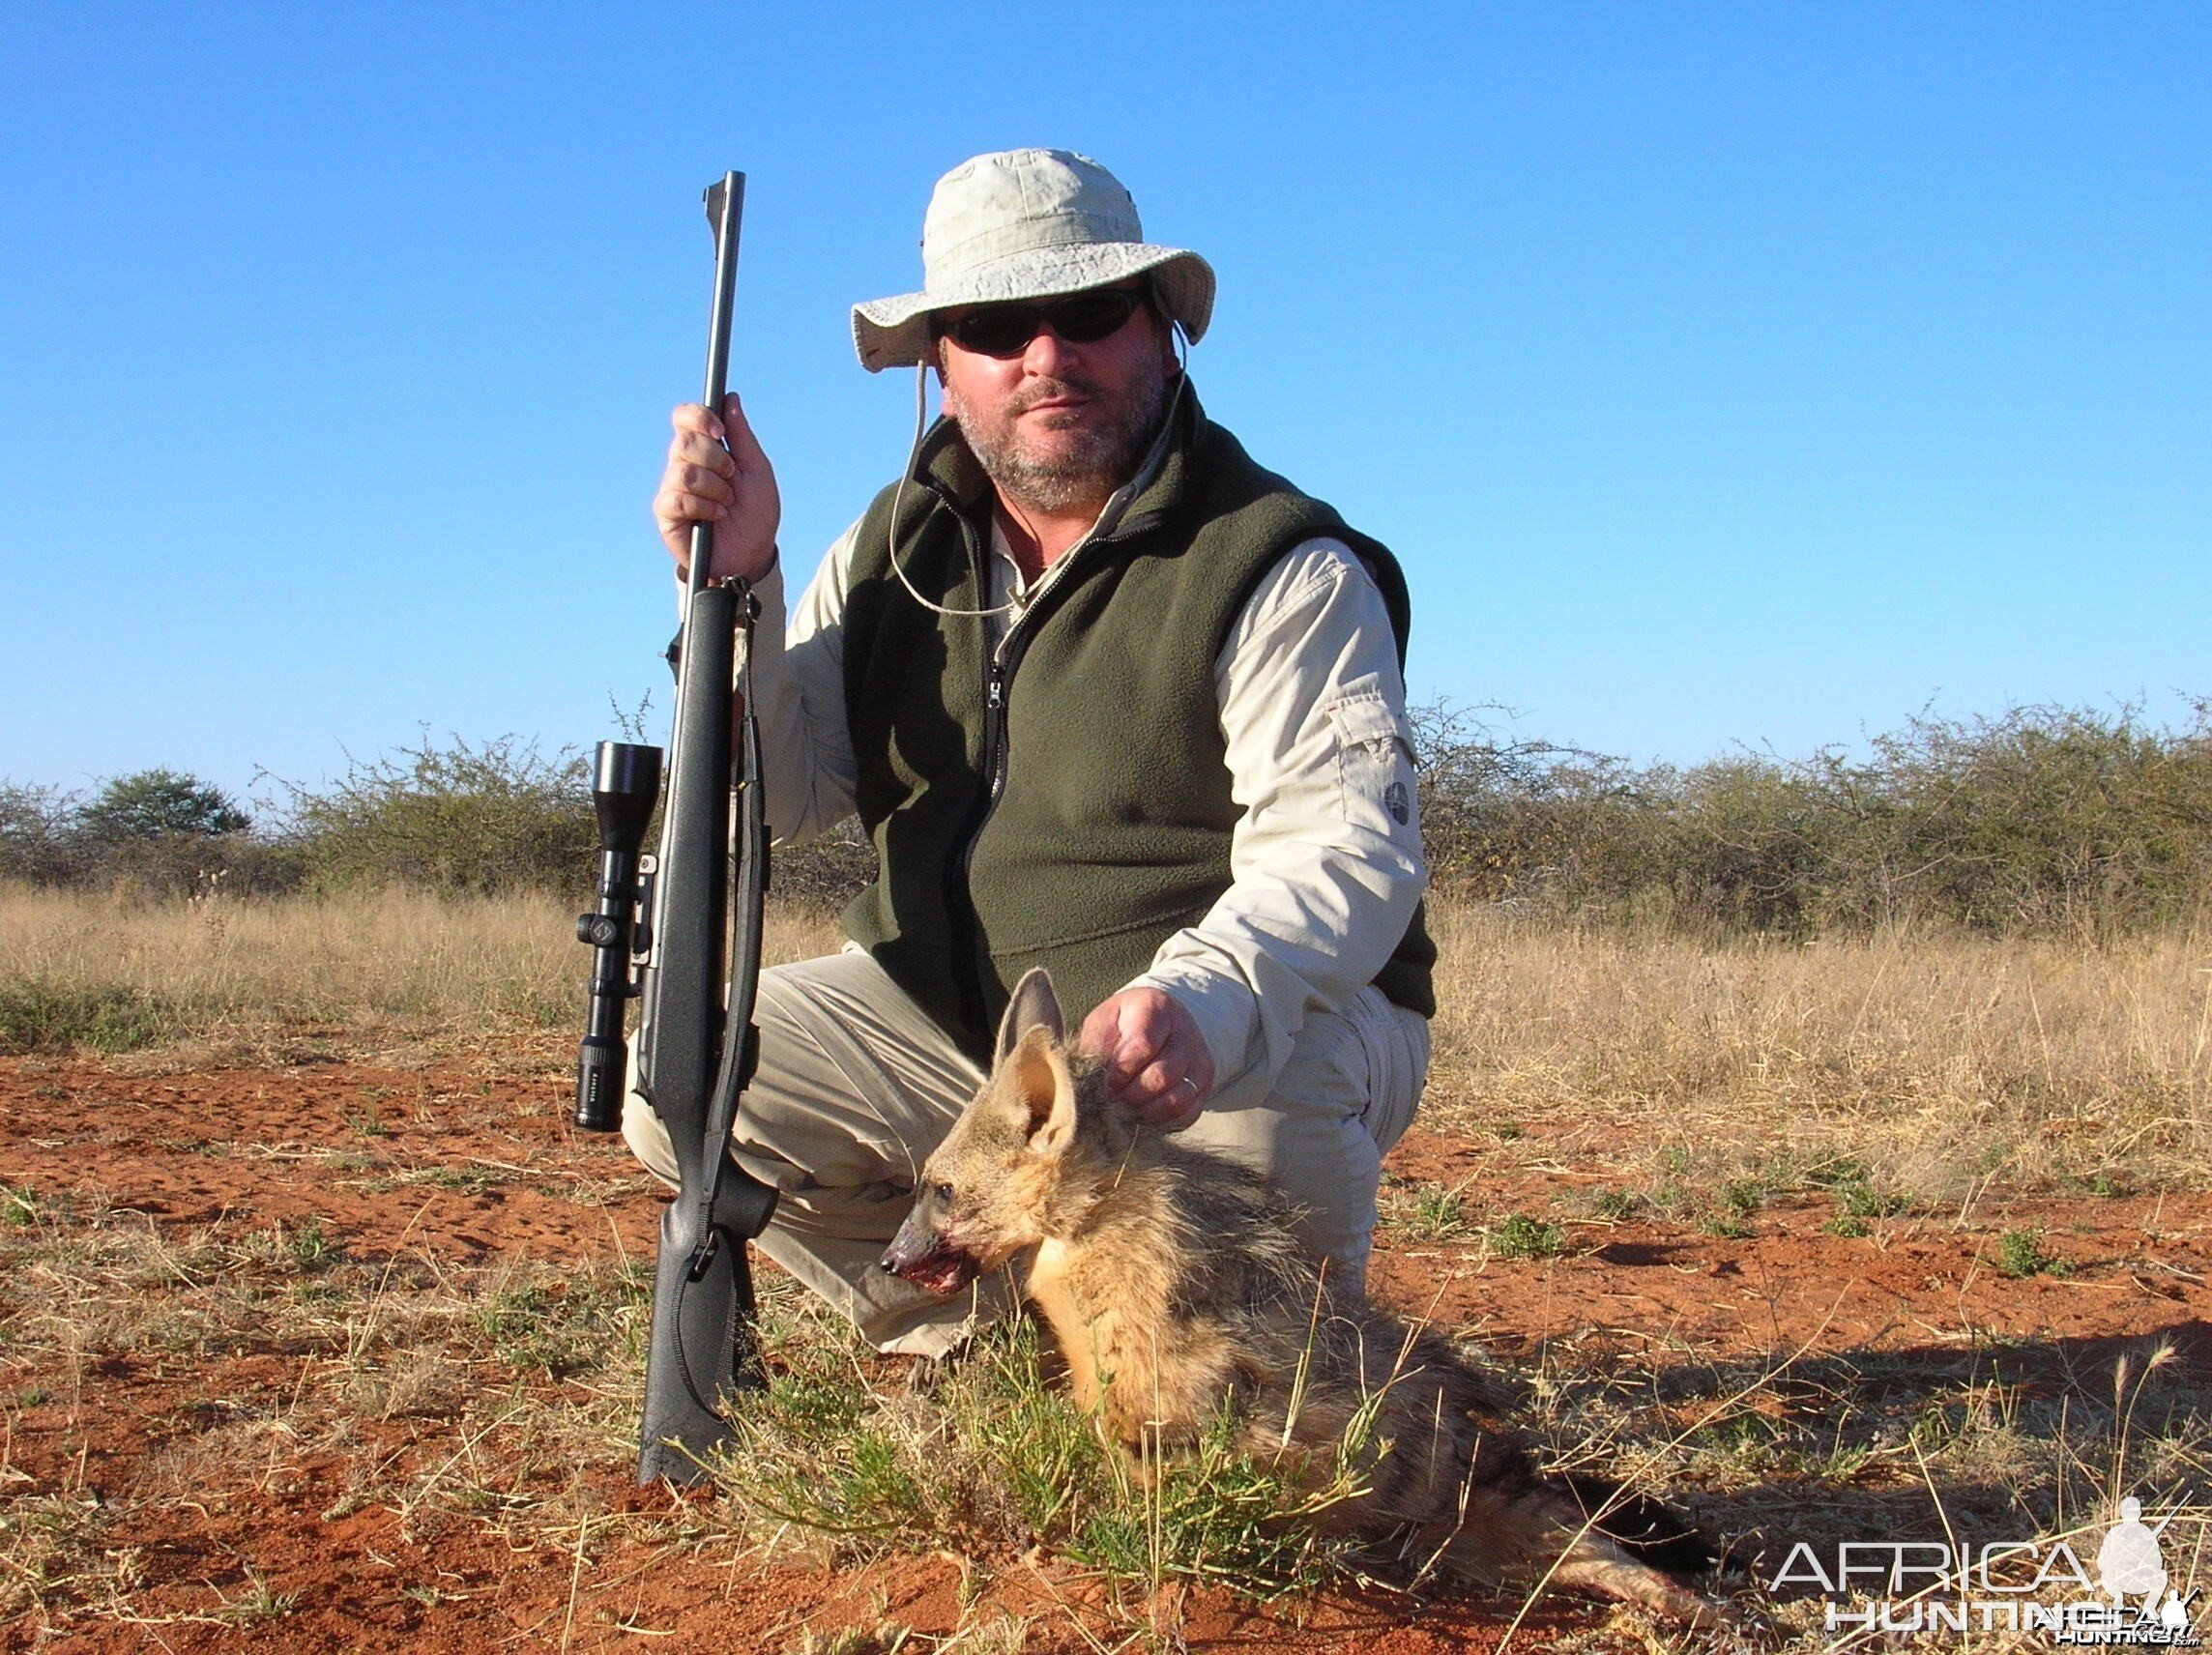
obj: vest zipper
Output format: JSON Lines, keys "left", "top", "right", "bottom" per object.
{"left": 981, "top": 659, "right": 1007, "bottom": 799}
{"left": 942, "top": 509, "right": 1003, "bottom": 1039}
{"left": 972, "top": 543, "right": 1081, "bottom": 833}
{"left": 952, "top": 633, "right": 1022, "bottom": 1034}
{"left": 950, "top": 559, "right": 1067, "bottom": 1036}
{"left": 972, "top": 648, "right": 1014, "bottom": 818}
{"left": 942, "top": 495, "right": 1133, "bottom": 1039}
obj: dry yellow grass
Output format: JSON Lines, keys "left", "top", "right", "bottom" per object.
{"left": 0, "top": 885, "right": 840, "bottom": 1057}
{"left": 6, "top": 884, "right": 2209, "bottom": 1183}
{"left": 1427, "top": 903, "right": 2212, "bottom": 1190}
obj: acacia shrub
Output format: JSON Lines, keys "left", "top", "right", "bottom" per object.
{"left": 274, "top": 734, "right": 597, "bottom": 897}
{"left": 1413, "top": 700, "right": 2212, "bottom": 936}
{"left": 1808, "top": 705, "right": 2212, "bottom": 932}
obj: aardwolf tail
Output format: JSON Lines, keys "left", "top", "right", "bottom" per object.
{"left": 1559, "top": 1471, "right": 1716, "bottom": 1575}
{"left": 1431, "top": 1473, "right": 1723, "bottom": 1627}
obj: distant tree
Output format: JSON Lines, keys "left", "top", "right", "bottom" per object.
{"left": 77, "top": 769, "right": 251, "bottom": 841}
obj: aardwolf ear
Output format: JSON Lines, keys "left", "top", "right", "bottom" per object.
{"left": 999, "top": 1025, "right": 1079, "bottom": 1158}
{"left": 995, "top": 969, "right": 1065, "bottom": 1066}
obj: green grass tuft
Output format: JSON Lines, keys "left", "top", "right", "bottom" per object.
{"left": 471, "top": 1263, "right": 650, "bottom": 1376}
{"left": 1486, "top": 1211, "right": 1568, "bottom": 1260}
{"left": 1378, "top": 1176, "right": 1478, "bottom": 1240}
{"left": 1994, "top": 1227, "right": 2072, "bottom": 1279}
{"left": 1836, "top": 1181, "right": 1910, "bottom": 1219}
{"left": 710, "top": 1307, "right": 1366, "bottom": 1601}
{"left": 0, "top": 975, "right": 173, "bottom": 1055}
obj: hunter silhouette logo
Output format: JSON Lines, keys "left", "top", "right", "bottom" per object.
{"left": 2097, "top": 1501, "right": 2197, "bottom": 1645}
{"left": 1768, "top": 1495, "right": 2198, "bottom": 1643}
{"left": 2102, "top": 1499, "right": 2169, "bottom": 1610}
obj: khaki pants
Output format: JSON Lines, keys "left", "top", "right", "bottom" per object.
{"left": 623, "top": 947, "right": 1428, "bottom": 1356}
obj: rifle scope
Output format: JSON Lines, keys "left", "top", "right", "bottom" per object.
{"left": 573, "top": 740, "right": 663, "bottom": 1131}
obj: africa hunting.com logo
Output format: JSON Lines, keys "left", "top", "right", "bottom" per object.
{"left": 1765, "top": 1495, "right": 2199, "bottom": 1643}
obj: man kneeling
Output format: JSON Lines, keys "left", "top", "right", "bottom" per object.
{"left": 628, "top": 146, "right": 1435, "bottom": 1357}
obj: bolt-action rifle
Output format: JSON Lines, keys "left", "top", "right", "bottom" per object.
{"left": 569, "top": 171, "right": 778, "bottom": 1487}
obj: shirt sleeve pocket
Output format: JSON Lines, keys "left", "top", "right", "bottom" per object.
{"left": 1325, "top": 687, "right": 1417, "bottom": 830}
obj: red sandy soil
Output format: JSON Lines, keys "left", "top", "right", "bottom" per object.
{"left": 3, "top": 1037, "right": 2207, "bottom": 1653}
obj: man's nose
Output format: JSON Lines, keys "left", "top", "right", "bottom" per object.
{"left": 1022, "top": 323, "right": 1081, "bottom": 376}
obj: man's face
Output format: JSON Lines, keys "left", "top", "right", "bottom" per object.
{"left": 935, "top": 282, "right": 1179, "bottom": 515}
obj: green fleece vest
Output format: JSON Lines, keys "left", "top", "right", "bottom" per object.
{"left": 838, "top": 388, "right": 1437, "bottom": 1060}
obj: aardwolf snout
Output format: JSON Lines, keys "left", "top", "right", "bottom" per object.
{"left": 880, "top": 970, "right": 1081, "bottom": 1296}
{"left": 880, "top": 1205, "right": 982, "bottom": 1295}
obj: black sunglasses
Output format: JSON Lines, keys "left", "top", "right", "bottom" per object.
{"left": 938, "top": 287, "right": 1149, "bottom": 357}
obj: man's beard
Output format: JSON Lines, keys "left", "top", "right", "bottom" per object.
{"left": 948, "top": 366, "right": 1171, "bottom": 514}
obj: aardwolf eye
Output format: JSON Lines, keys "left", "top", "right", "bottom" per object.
{"left": 933, "top": 1181, "right": 954, "bottom": 1205}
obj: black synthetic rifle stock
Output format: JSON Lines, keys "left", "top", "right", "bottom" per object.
{"left": 570, "top": 171, "right": 778, "bottom": 1487}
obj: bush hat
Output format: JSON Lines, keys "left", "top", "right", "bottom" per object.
{"left": 852, "top": 148, "right": 1215, "bottom": 373}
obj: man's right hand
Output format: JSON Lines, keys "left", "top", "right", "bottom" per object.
{"left": 654, "top": 395, "right": 781, "bottom": 585}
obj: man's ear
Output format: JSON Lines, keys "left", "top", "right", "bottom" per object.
{"left": 1002, "top": 1025, "right": 1078, "bottom": 1157}
{"left": 995, "top": 969, "right": 1065, "bottom": 1066}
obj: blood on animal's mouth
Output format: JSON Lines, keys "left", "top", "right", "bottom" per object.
{"left": 910, "top": 1252, "right": 978, "bottom": 1295}
{"left": 881, "top": 1243, "right": 979, "bottom": 1296}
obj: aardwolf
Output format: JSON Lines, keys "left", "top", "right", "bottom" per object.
{"left": 881, "top": 971, "right": 1720, "bottom": 1626}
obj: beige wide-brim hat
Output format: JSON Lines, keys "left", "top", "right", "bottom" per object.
{"left": 852, "top": 148, "right": 1215, "bottom": 373}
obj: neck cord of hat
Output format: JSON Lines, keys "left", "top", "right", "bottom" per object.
{"left": 882, "top": 318, "right": 1190, "bottom": 622}
{"left": 884, "top": 361, "right": 1020, "bottom": 620}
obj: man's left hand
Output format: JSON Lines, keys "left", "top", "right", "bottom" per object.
{"left": 1078, "top": 988, "right": 1215, "bottom": 1132}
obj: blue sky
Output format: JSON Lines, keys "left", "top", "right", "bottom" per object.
{"left": 2, "top": 3, "right": 2206, "bottom": 808}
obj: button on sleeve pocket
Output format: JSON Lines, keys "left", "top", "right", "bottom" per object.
{"left": 1325, "top": 687, "right": 1418, "bottom": 832}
